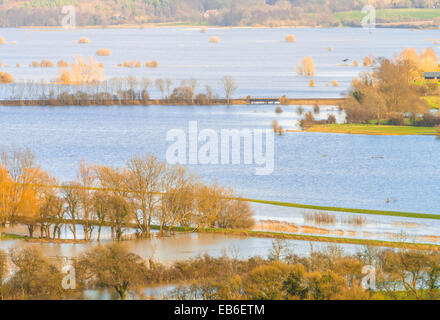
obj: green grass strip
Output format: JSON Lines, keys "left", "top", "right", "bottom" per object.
{"left": 244, "top": 198, "right": 440, "bottom": 220}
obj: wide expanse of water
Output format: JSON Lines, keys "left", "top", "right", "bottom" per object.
{"left": 0, "top": 27, "right": 439, "bottom": 214}
{"left": 0, "top": 27, "right": 439, "bottom": 97}
{"left": 0, "top": 104, "right": 439, "bottom": 214}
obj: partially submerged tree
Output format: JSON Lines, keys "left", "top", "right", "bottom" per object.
{"left": 221, "top": 76, "right": 237, "bottom": 105}
{"left": 79, "top": 244, "right": 148, "bottom": 300}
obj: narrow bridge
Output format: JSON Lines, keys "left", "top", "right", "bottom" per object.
{"left": 247, "top": 97, "right": 280, "bottom": 104}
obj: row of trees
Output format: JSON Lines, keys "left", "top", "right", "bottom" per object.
{"left": 0, "top": 0, "right": 437, "bottom": 27}
{"left": 342, "top": 48, "right": 439, "bottom": 125}
{"left": 0, "top": 73, "right": 238, "bottom": 105}
{"left": 2, "top": 242, "right": 440, "bottom": 300}
{"left": 0, "top": 149, "right": 254, "bottom": 241}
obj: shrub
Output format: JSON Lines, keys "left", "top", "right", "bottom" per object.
{"left": 40, "top": 60, "right": 54, "bottom": 68}
{"left": 353, "top": 60, "right": 359, "bottom": 67}
{"left": 135, "top": 61, "right": 141, "bottom": 68}
{"left": 313, "top": 104, "right": 320, "bottom": 114}
{"left": 309, "top": 79, "right": 315, "bottom": 87}
{"left": 200, "top": 26, "right": 207, "bottom": 33}
{"left": 209, "top": 37, "right": 219, "bottom": 43}
{"left": 31, "top": 61, "right": 39, "bottom": 68}
{"left": 150, "top": 60, "right": 158, "bottom": 68}
{"left": 78, "top": 37, "right": 90, "bottom": 44}
{"left": 96, "top": 49, "right": 111, "bottom": 56}
{"left": 328, "top": 47, "right": 333, "bottom": 52}
{"left": 57, "top": 60, "right": 68, "bottom": 68}
{"left": 275, "top": 106, "right": 283, "bottom": 113}
{"left": 0, "top": 36, "right": 5, "bottom": 45}
{"left": 16, "top": 63, "right": 20, "bottom": 68}
{"left": 332, "top": 80, "right": 339, "bottom": 87}
{"left": 58, "top": 55, "right": 105, "bottom": 84}
{"left": 363, "top": 56, "right": 372, "bottom": 67}
{"left": 124, "top": 61, "right": 135, "bottom": 68}
{"left": 415, "top": 113, "right": 440, "bottom": 127}
{"left": 297, "top": 57, "right": 315, "bottom": 76}
{"left": 196, "top": 93, "right": 211, "bottom": 105}
{"left": 327, "top": 114, "right": 336, "bottom": 124}
{"left": 0, "top": 72, "right": 13, "bottom": 83}
{"left": 285, "top": 35, "right": 296, "bottom": 43}
{"left": 386, "top": 113, "right": 405, "bottom": 126}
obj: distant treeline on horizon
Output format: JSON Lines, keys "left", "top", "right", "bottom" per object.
{"left": 0, "top": 0, "right": 439, "bottom": 28}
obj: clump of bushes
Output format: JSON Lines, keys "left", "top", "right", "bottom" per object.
{"left": 272, "top": 120, "right": 285, "bottom": 135}
{"left": 363, "top": 56, "right": 373, "bottom": 67}
{"left": 296, "top": 57, "right": 315, "bottom": 76}
{"left": 0, "top": 36, "right": 5, "bottom": 44}
{"left": 146, "top": 60, "right": 158, "bottom": 68}
{"left": 275, "top": 106, "right": 283, "bottom": 113}
{"left": 353, "top": 60, "right": 359, "bottom": 67}
{"left": 309, "top": 79, "right": 315, "bottom": 87}
{"left": 313, "top": 104, "right": 320, "bottom": 114}
{"left": 285, "top": 35, "right": 296, "bottom": 43}
{"left": 209, "top": 36, "right": 219, "bottom": 43}
{"left": 135, "top": 61, "right": 141, "bottom": 68}
{"left": 0, "top": 72, "right": 13, "bottom": 83}
{"left": 30, "top": 61, "right": 39, "bottom": 68}
{"left": 332, "top": 80, "right": 339, "bottom": 87}
{"left": 96, "top": 49, "right": 111, "bottom": 56}
{"left": 57, "top": 60, "right": 68, "bottom": 68}
{"left": 58, "top": 55, "right": 105, "bottom": 84}
{"left": 40, "top": 60, "right": 54, "bottom": 68}
{"left": 328, "top": 46, "right": 333, "bottom": 52}
{"left": 327, "top": 114, "right": 336, "bottom": 124}
{"left": 78, "top": 37, "right": 90, "bottom": 44}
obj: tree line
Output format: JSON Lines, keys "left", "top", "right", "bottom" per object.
{"left": 0, "top": 0, "right": 438, "bottom": 28}
{"left": 0, "top": 75, "right": 238, "bottom": 106}
{"left": 2, "top": 241, "right": 440, "bottom": 300}
{"left": 0, "top": 149, "right": 254, "bottom": 241}
{"left": 341, "top": 48, "right": 440, "bottom": 127}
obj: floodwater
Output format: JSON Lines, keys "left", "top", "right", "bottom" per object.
{"left": 0, "top": 27, "right": 439, "bottom": 258}
{"left": 0, "top": 104, "right": 439, "bottom": 214}
{"left": 0, "top": 27, "right": 438, "bottom": 97}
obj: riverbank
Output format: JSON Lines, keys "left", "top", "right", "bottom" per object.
{"left": 300, "top": 124, "right": 437, "bottom": 136}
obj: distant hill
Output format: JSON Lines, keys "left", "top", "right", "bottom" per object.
{"left": 0, "top": 0, "right": 438, "bottom": 28}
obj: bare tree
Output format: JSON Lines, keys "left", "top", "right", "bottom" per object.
{"left": 221, "top": 76, "right": 237, "bottom": 105}
{"left": 126, "top": 155, "right": 165, "bottom": 238}
{"left": 155, "top": 78, "right": 165, "bottom": 100}
{"left": 181, "top": 78, "right": 198, "bottom": 105}
{"left": 78, "top": 244, "right": 148, "bottom": 300}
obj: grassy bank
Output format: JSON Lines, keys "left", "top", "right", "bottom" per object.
{"left": 0, "top": 232, "right": 27, "bottom": 240}
{"left": 245, "top": 198, "right": 440, "bottom": 221}
{"left": 303, "top": 124, "right": 436, "bottom": 136}
{"left": 193, "top": 227, "right": 440, "bottom": 251}
{"left": 335, "top": 8, "right": 440, "bottom": 22}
